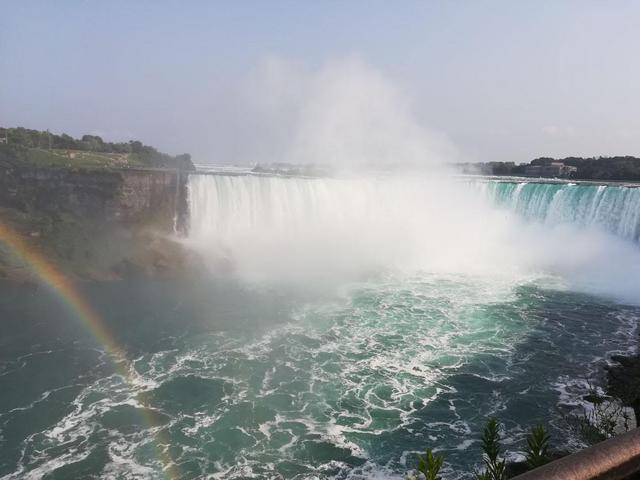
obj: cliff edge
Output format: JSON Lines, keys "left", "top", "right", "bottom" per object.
{"left": 0, "top": 165, "right": 196, "bottom": 282}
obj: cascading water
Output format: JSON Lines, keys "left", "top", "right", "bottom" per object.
{"left": 186, "top": 173, "right": 543, "bottom": 286}
{"left": 478, "top": 181, "right": 640, "bottom": 243}
{"left": 189, "top": 174, "right": 640, "bottom": 251}
{"left": 187, "top": 173, "right": 640, "bottom": 299}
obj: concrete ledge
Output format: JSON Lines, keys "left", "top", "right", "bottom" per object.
{"left": 513, "top": 428, "right": 640, "bottom": 480}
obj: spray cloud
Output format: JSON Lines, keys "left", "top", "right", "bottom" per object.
{"left": 189, "top": 57, "right": 640, "bottom": 305}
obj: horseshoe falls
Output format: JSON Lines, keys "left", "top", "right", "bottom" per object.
{"left": 3, "top": 173, "right": 640, "bottom": 479}
{"left": 187, "top": 174, "right": 640, "bottom": 299}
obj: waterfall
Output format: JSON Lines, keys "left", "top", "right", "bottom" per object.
{"left": 186, "top": 173, "right": 640, "bottom": 301}
{"left": 187, "top": 174, "right": 381, "bottom": 238}
{"left": 186, "top": 173, "right": 525, "bottom": 282}
{"left": 478, "top": 181, "right": 640, "bottom": 243}
{"left": 189, "top": 174, "right": 640, "bottom": 245}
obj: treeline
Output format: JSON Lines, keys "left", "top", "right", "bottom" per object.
{"left": 0, "top": 127, "right": 194, "bottom": 170}
{"left": 457, "top": 156, "right": 640, "bottom": 181}
{"left": 533, "top": 156, "right": 640, "bottom": 181}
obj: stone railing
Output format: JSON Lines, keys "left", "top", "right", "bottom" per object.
{"left": 513, "top": 428, "right": 640, "bottom": 480}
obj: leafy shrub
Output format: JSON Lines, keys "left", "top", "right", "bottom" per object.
{"left": 524, "top": 425, "right": 550, "bottom": 468}
{"left": 475, "top": 418, "right": 507, "bottom": 480}
{"left": 410, "top": 449, "right": 445, "bottom": 480}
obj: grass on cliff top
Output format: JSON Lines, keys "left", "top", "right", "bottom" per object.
{"left": 0, "top": 144, "right": 148, "bottom": 170}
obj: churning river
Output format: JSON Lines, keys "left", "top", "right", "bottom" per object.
{"left": 2, "top": 173, "right": 640, "bottom": 479}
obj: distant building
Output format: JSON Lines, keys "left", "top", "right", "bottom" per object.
{"left": 0, "top": 136, "right": 7, "bottom": 144}
{"left": 524, "top": 162, "right": 577, "bottom": 178}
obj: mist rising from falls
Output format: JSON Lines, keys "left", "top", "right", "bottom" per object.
{"left": 187, "top": 173, "right": 640, "bottom": 303}
{"left": 187, "top": 173, "right": 510, "bottom": 284}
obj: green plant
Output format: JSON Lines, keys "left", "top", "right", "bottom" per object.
{"left": 475, "top": 418, "right": 507, "bottom": 480}
{"left": 524, "top": 425, "right": 550, "bottom": 468}
{"left": 411, "top": 448, "right": 445, "bottom": 480}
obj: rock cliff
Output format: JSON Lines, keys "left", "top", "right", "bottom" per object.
{"left": 0, "top": 166, "right": 194, "bottom": 281}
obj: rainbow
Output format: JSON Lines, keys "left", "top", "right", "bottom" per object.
{"left": 0, "top": 222, "right": 179, "bottom": 480}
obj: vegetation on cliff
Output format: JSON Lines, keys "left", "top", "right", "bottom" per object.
{"left": 0, "top": 127, "right": 194, "bottom": 171}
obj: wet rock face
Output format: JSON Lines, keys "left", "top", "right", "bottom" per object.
{"left": 0, "top": 167, "right": 192, "bottom": 281}
{"left": 0, "top": 168, "right": 120, "bottom": 220}
{"left": 0, "top": 167, "right": 188, "bottom": 231}
{"left": 117, "top": 170, "right": 188, "bottom": 230}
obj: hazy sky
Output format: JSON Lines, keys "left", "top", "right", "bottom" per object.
{"left": 2, "top": 1, "right": 640, "bottom": 164}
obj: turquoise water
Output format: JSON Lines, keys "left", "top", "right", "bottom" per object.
{"left": 1, "top": 275, "right": 638, "bottom": 479}
{"left": 479, "top": 180, "right": 640, "bottom": 243}
{"left": 1, "top": 177, "right": 640, "bottom": 479}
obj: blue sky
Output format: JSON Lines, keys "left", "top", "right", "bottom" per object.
{"left": 2, "top": 1, "right": 639, "bottom": 164}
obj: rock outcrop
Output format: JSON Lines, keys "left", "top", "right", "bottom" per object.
{"left": 0, "top": 166, "right": 194, "bottom": 281}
